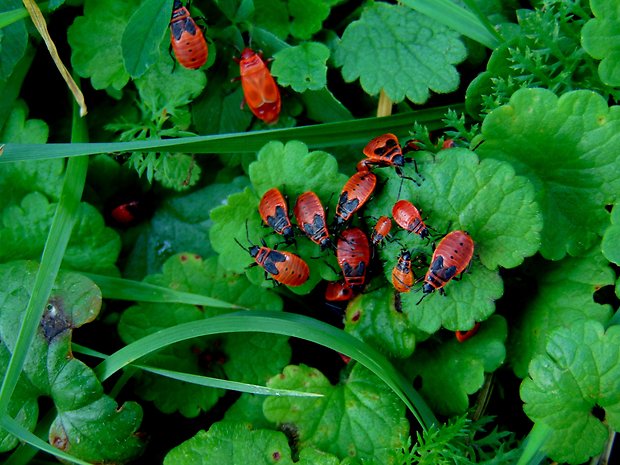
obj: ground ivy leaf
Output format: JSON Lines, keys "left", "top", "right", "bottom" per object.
{"left": 224, "top": 394, "right": 276, "bottom": 430}
{"left": 68, "top": 0, "right": 135, "bottom": 90}
{"left": 211, "top": 141, "right": 345, "bottom": 294}
{"left": 0, "top": 193, "right": 121, "bottom": 275}
{"left": 581, "top": 0, "right": 620, "bottom": 86}
{"left": 271, "top": 42, "right": 329, "bottom": 92}
{"left": 0, "top": 262, "right": 144, "bottom": 462}
{"left": 118, "top": 254, "right": 288, "bottom": 417}
{"left": 263, "top": 364, "right": 409, "bottom": 463}
{"left": 164, "top": 421, "right": 295, "bottom": 465}
{"left": 135, "top": 48, "right": 207, "bottom": 118}
{"left": 508, "top": 247, "right": 614, "bottom": 378}
{"left": 401, "top": 316, "right": 507, "bottom": 416}
{"left": 124, "top": 177, "right": 248, "bottom": 279}
{"left": 477, "top": 88, "right": 620, "bottom": 260}
{"left": 343, "top": 286, "right": 424, "bottom": 359}
{"left": 0, "top": 0, "right": 28, "bottom": 82}
{"left": 602, "top": 204, "right": 620, "bottom": 265}
{"left": 520, "top": 320, "right": 620, "bottom": 464}
{"left": 334, "top": 2, "right": 466, "bottom": 104}
{"left": 288, "top": 0, "right": 330, "bottom": 40}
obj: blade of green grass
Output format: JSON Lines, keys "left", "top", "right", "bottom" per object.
{"left": 5, "top": 408, "right": 56, "bottom": 465}
{"left": 0, "top": 105, "right": 462, "bottom": 163}
{"left": 0, "top": 415, "right": 92, "bottom": 465}
{"left": 516, "top": 423, "right": 551, "bottom": 465}
{"left": 82, "top": 272, "right": 246, "bottom": 309}
{"left": 0, "top": 103, "right": 89, "bottom": 414}
{"left": 400, "top": 0, "right": 502, "bottom": 49}
{"left": 94, "top": 310, "right": 438, "bottom": 431}
{"left": 72, "top": 343, "right": 322, "bottom": 398}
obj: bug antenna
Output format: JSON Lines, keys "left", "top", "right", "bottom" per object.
{"left": 234, "top": 237, "right": 249, "bottom": 253}
{"left": 244, "top": 219, "right": 253, "bottom": 244}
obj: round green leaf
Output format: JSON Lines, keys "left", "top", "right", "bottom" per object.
{"left": 602, "top": 203, "right": 620, "bottom": 265}
{"left": 272, "top": 42, "right": 329, "bottom": 92}
{"left": 581, "top": 0, "right": 620, "bottom": 86}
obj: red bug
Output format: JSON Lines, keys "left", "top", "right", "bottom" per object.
{"left": 169, "top": 0, "right": 208, "bottom": 70}
{"left": 392, "top": 249, "right": 415, "bottom": 293}
{"left": 294, "top": 192, "right": 332, "bottom": 250}
{"left": 336, "top": 228, "right": 371, "bottom": 290}
{"left": 370, "top": 216, "right": 392, "bottom": 246}
{"left": 442, "top": 139, "right": 456, "bottom": 149}
{"left": 235, "top": 236, "right": 309, "bottom": 287}
{"left": 236, "top": 48, "right": 281, "bottom": 124}
{"left": 421, "top": 230, "right": 474, "bottom": 298}
{"left": 111, "top": 200, "right": 140, "bottom": 225}
{"left": 357, "top": 133, "right": 419, "bottom": 180}
{"left": 324, "top": 280, "right": 354, "bottom": 302}
{"left": 334, "top": 171, "right": 377, "bottom": 225}
{"left": 392, "top": 200, "right": 430, "bottom": 240}
{"left": 259, "top": 188, "right": 294, "bottom": 242}
{"left": 455, "top": 322, "right": 481, "bottom": 343}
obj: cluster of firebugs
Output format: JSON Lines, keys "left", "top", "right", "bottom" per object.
{"left": 169, "top": 2, "right": 478, "bottom": 335}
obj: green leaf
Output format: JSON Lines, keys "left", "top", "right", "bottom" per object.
{"left": 0, "top": 262, "right": 145, "bottom": 461}
{"left": 0, "top": 0, "right": 28, "bottom": 82}
{"left": 343, "top": 286, "right": 425, "bottom": 359}
{"left": 252, "top": 0, "right": 330, "bottom": 40}
{"left": 135, "top": 48, "right": 207, "bottom": 118}
{"left": 67, "top": 0, "right": 135, "bottom": 90}
{"left": 602, "top": 203, "right": 620, "bottom": 265}
{"left": 224, "top": 394, "right": 277, "bottom": 430}
{"left": 153, "top": 153, "right": 202, "bottom": 190}
{"left": 210, "top": 141, "right": 346, "bottom": 294}
{"left": 164, "top": 421, "right": 296, "bottom": 465}
{"left": 271, "top": 42, "right": 329, "bottom": 92}
{"left": 124, "top": 177, "right": 248, "bottom": 279}
{"left": 520, "top": 320, "right": 620, "bottom": 464}
{"left": 477, "top": 88, "right": 620, "bottom": 259}
{"left": 508, "top": 247, "right": 614, "bottom": 378}
{"left": 0, "top": 101, "right": 60, "bottom": 205}
{"left": 581, "top": 0, "right": 620, "bottom": 86}
{"left": 0, "top": 193, "right": 121, "bottom": 275}
{"left": 118, "top": 254, "right": 288, "bottom": 417}
{"left": 214, "top": 0, "right": 255, "bottom": 23}
{"left": 334, "top": 2, "right": 467, "bottom": 104}
{"left": 122, "top": 0, "right": 172, "bottom": 78}
{"left": 401, "top": 316, "right": 507, "bottom": 416}
{"left": 263, "top": 364, "right": 409, "bottom": 463}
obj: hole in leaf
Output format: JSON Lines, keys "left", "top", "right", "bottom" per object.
{"left": 41, "top": 296, "right": 70, "bottom": 342}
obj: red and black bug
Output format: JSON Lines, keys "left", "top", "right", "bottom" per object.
{"left": 259, "top": 188, "right": 294, "bottom": 242}
{"left": 392, "top": 200, "right": 430, "bottom": 240}
{"left": 336, "top": 228, "right": 371, "bottom": 290}
{"left": 324, "top": 280, "right": 354, "bottom": 302}
{"left": 235, "top": 48, "right": 281, "bottom": 124}
{"left": 294, "top": 191, "right": 332, "bottom": 250}
{"left": 357, "top": 133, "right": 420, "bottom": 181}
{"left": 170, "top": 0, "right": 208, "bottom": 70}
{"left": 111, "top": 200, "right": 141, "bottom": 225}
{"left": 235, "top": 231, "right": 309, "bottom": 287}
{"left": 370, "top": 216, "right": 392, "bottom": 246}
{"left": 421, "top": 230, "right": 474, "bottom": 298}
{"left": 455, "top": 322, "right": 481, "bottom": 342}
{"left": 334, "top": 171, "right": 377, "bottom": 226}
{"left": 392, "top": 249, "right": 415, "bottom": 293}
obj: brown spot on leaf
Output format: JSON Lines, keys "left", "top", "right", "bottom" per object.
{"left": 272, "top": 451, "right": 281, "bottom": 461}
{"left": 41, "top": 297, "right": 70, "bottom": 342}
{"left": 351, "top": 310, "right": 361, "bottom": 322}
{"left": 180, "top": 254, "right": 188, "bottom": 261}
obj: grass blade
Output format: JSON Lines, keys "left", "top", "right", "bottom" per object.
{"left": 83, "top": 273, "right": 246, "bottom": 309}
{"left": 0, "top": 105, "right": 462, "bottom": 163}
{"left": 94, "top": 310, "right": 438, "bottom": 431}
{"left": 400, "top": 0, "right": 502, "bottom": 49}
{"left": 516, "top": 423, "right": 551, "bottom": 465}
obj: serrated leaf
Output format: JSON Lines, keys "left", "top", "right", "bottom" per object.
{"left": 0, "top": 192, "right": 121, "bottom": 275}
{"left": 520, "top": 320, "right": 620, "bottom": 464}
{"left": 477, "top": 88, "right": 620, "bottom": 259}
{"left": 401, "top": 316, "right": 507, "bottom": 416}
{"left": 334, "top": 2, "right": 466, "bottom": 104}
{"left": 271, "top": 42, "right": 329, "bottom": 92}
{"left": 252, "top": 0, "right": 330, "bottom": 40}
{"left": 122, "top": 0, "right": 172, "bottom": 78}
{"left": 135, "top": 47, "right": 207, "bottom": 117}
{"left": 124, "top": 177, "right": 249, "bottom": 279}
{"left": 602, "top": 203, "right": 620, "bottom": 265}
{"left": 118, "top": 254, "right": 288, "bottom": 417}
{"left": 581, "top": 0, "right": 620, "bottom": 86}
{"left": 0, "top": 261, "right": 145, "bottom": 461}
{"left": 0, "top": 0, "right": 28, "bottom": 82}
{"left": 224, "top": 393, "right": 277, "bottom": 430}
{"left": 153, "top": 153, "right": 202, "bottom": 190}
{"left": 343, "top": 286, "right": 425, "bottom": 359}
{"left": 67, "top": 0, "right": 135, "bottom": 90}
{"left": 210, "top": 141, "right": 345, "bottom": 294}
{"left": 164, "top": 421, "right": 295, "bottom": 465}
{"left": 263, "top": 364, "right": 409, "bottom": 463}
{"left": 508, "top": 247, "right": 614, "bottom": 378}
